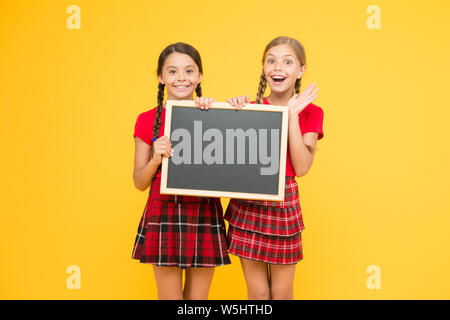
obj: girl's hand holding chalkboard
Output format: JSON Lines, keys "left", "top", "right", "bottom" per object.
{"left": 195, "top": 96, "right": 215, "bottom": 110}
{"left": 151, "top": 136, "right": 173, "bottom": 164}
{"left": 287, "top": 83, "right": 319, "bottom": 117}
{"left": 226, "top": 95, "right": 250, "bottom": 109}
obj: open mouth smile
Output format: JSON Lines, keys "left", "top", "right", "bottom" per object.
{"left": 270, "top": 75, "right": 287, "bottom": 83}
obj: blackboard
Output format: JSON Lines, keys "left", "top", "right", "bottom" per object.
{"left": 160, "top": 100, "right": 289, "bottom": 201}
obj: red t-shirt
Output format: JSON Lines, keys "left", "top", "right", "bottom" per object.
{"left": 259, "top": 97, "right": 324, "bottom": 177}
{"left": 133, "top": 99, "right": 324, "bottom": 178}
{"left": 133, "top": 107, "right": 166, "bottom": 178}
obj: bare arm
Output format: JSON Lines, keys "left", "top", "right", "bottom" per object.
{"left": 286, "top": 83, "right": 320, "bottom": 177}
{"left": 287, "top": 115, "right": 319, "bottom": 177}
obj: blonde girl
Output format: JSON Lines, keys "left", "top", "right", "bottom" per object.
{"left": 225, "top": 36, "right": 324, "bottom": 300}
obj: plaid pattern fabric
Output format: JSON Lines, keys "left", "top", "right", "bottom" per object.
{"left": 226, "top": 225, "right": 303, "bottom": 264}
{"left": 131, "top": 176, "right": 231, "bottom": 269}
{"left": 224, "top": 177, "right": 305, "bottom": 237}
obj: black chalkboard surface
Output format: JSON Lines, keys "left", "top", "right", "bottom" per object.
{"left": 160, "top": 100, "right": 289, "bottom": 201}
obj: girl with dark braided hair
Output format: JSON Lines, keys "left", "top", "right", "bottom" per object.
{"left": 225, "top": 36, "right": 324, "bottom": 300}
{"left": 131, "top": 42, "right": 230, "bottom": 300}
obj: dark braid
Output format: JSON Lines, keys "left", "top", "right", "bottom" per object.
{"left": 152, "top": 82, "right": 165, "bottom": 140}
{"left": 195, "top": 83, "right": 202, "bottom": 97}
{"left": 294, "top": 77, "right": 302, "bottom": 94}
{"left": 255, "top": 69, "right": 267, "bottom": 104}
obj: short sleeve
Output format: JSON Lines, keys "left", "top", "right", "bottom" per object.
{"left": 302, "top": 105, "right": 324, "bottom": 140}
{"left": 133, "top": 111, "right": 154, "bottom": 145}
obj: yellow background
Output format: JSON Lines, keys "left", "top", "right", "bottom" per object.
{"left": 1, "top": 0, "right": 449, "bottom": 299}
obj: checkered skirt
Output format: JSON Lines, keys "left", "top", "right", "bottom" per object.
{"left": 224, "top": 177, "right": 305, "bottom": 264}
{"left": 131, "top": 176, "right": 231, "bottom": 269}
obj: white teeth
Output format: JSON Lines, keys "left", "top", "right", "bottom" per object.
{"left": 272, "top": 76, "right": 286, "bottom": 80}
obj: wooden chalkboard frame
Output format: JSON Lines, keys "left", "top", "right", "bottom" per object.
{"left": 160, "top": 100, "right": 289, "bottom": 201}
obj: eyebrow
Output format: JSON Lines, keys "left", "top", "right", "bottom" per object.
{"left": 166, "top": 65, "right": 196, "bottom": 69}
{"left": 266, "top": 54, "right": 295, "bottom": 58}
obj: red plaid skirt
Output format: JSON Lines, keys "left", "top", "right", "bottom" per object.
{"left": 132, "top": 176, "right": 231, "bottom": 269}
{"left": 224, "top": 177, "right": 305, "bottom": 264}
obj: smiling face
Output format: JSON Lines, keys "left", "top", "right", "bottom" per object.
{"left": 263, "top": 44, "right": 305, "bottom": 94}
{"left": 158, "top": 52, "right": 202, "bottom": 100}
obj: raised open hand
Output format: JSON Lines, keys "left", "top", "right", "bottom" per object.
{"left": 287, "top": 82, "right": 319, "bottom": 116}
